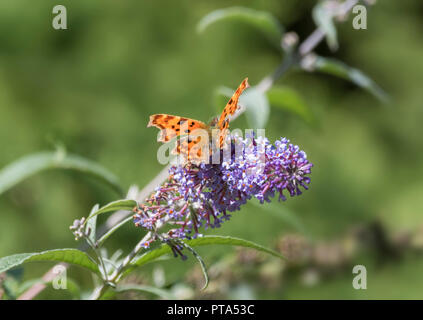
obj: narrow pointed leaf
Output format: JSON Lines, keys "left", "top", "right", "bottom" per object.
{"left": 87, "top": 204, "right": 99, "bottom": 244}
{"left": 127, "top": 236, "right": 284, "bottom": 275}
{"left": 88, "top": 199, "right": 137, "bottom": 220}
{"left": 0, "top": 151, "right": 124, "bottom": 196}
{"left": 0, "top": 249, "right": 100, "bottom": 275}
{"left": 96, "top": 215, "right": 133, "bottom": 247}
{"left": 312, "top": 2, "right": 338, "bottom": 51}
{"left": 197, "top": 7, "right": 284, "bottom": 49}
{"left": 313, "top": 56, "right": 389, "bottom": 103}
{"left": 178, "top": 241, "right": 209, "bottom": 290}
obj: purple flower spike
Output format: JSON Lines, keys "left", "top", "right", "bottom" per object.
{"left": 133, "top": 134, "right": 313, "bottom": 248}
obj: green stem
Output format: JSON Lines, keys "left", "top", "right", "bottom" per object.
{"left": 86, "top": 237, "right": 109, "bottom": 282}
{"left": 89, "top": 231, "right": 153, "bottom": 300}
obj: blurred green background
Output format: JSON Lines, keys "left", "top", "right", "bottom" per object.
{"left": 1, "top": 0, "right": 423, "bottom": 299}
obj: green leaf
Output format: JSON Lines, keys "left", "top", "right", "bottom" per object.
{"left": 215, "top": 86, "right": 270, "bottom": 129}
{"left": 2, "top": 276, "right": 20, "bottom": 299}
{"left": 128, "top": 235, "right": 283, "bottom": 274}
{"left": 267, "top": 86, "right": 315, "bottom": 125}
{"left": 197, "top": 6, "right": 284, "bottom": 49}
{"left": 87, "top": 199, "right": 137, "bottom": 221}
{"left": 0, "top": 151, "right": 124, "bottom": 197}
{"left": 87, "top": 204, "right": 99, "bottom": 244}
{"left": 313, "top": 56, "right": 389, "bottom": 103}
{"left": 177, "top": 241, "right": 209, "bottom": 290}
{"left": 6, "top": 266, "right": 24, "bottom": 281}
{"left": 96, "top": 216, "right": 133, "bottom": 248}
{"left": 312, "top": 2, "right": 338, "bottom": 51}
{"left": 0, "top": 249, "right": 100, "bottom": 275}
{"left": 115, "top": 284, "right": 176, "bottom": 300}
{"left": 240, "top": 86, "right": 270, "bottom": 129}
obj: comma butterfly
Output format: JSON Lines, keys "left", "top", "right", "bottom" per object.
{"left": 148, "top": 78, "right": 249, "bottom": 164}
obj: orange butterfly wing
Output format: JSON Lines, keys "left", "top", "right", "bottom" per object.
{"left": 216, "top": 78, "right": 250, "bottom": 147}
{"left": 147, "top": 114, "right": 209, "bottom": 163}
{"left": 148, "top": 114, "right": 207, "bottom": 142}
{"left": 148, "top": 78, "right": 249, "bottom": 164}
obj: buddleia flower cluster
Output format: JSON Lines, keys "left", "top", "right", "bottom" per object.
{"left": 69, "top": 217, "right": 91, "bottom": 241}
{"left": 133, "top": 134, "right": 313, "bottom": 257}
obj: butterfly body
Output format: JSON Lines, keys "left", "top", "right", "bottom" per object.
{"left": 148, "top": 78, "right": 249, "bottom": 163}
